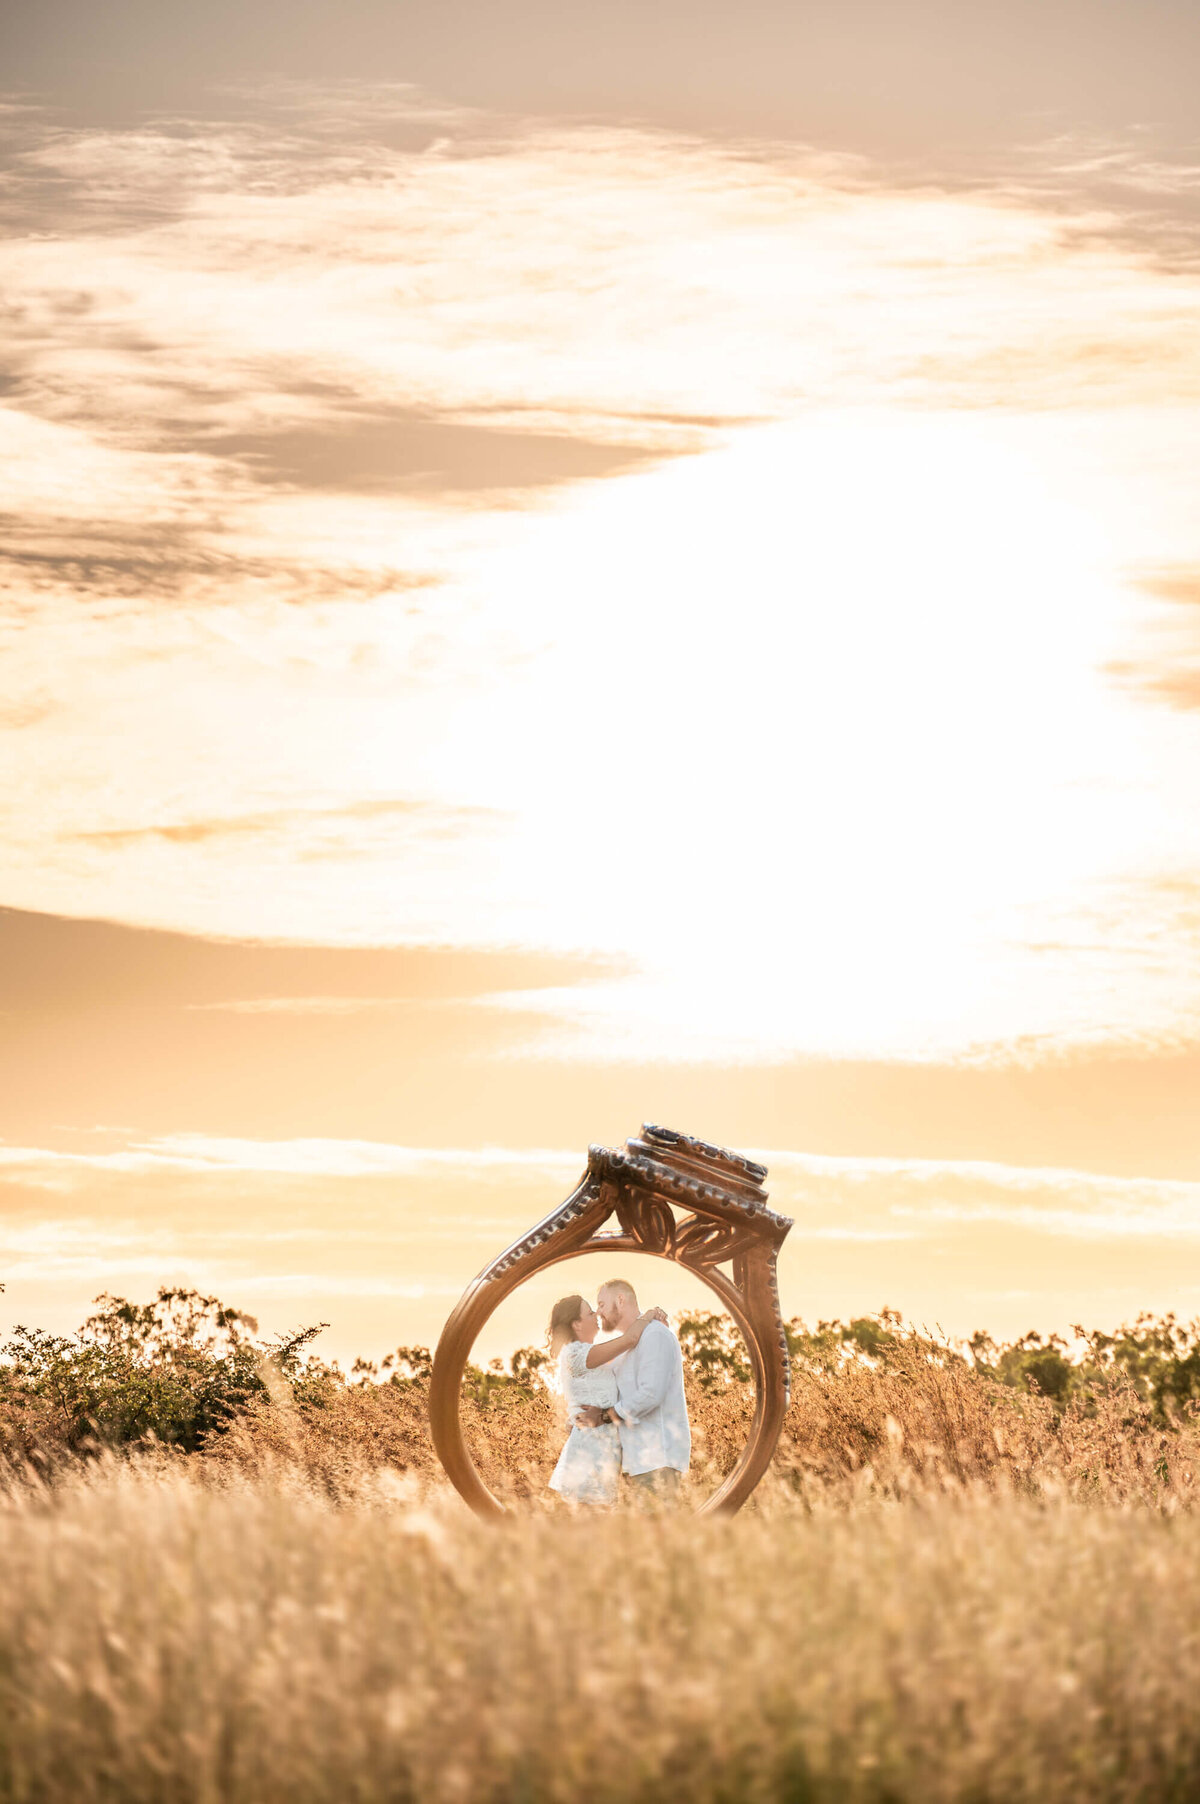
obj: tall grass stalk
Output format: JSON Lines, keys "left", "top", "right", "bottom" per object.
{"left": 3, "top": 1462, "right": 1200, "bottom": 1803}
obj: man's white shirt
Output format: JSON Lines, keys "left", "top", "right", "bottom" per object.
{"left": 611, "top": 1320, "right": 691, "bottom": 1476}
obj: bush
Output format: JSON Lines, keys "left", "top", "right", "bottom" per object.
{"left": 3, "top": 1289, "right": 1200, "bottom": 1510}
{"left": 0, "top": 1287, "right": 322, "bottom": 1463}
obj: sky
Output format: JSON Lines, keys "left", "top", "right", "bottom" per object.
{"left": 2, "top": 0, "right": 1199, "bottom": 1367}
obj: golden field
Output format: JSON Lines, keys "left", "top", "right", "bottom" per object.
{"left": 4, "top": 1296, "right": 1200, "bottom": 1801}
{"left": 4, "top": 1464, "right": 1200, "bottom": 1804}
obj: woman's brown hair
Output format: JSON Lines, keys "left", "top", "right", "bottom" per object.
{"left": 548, "top": 1294, "right": 586, "bottom": 1358}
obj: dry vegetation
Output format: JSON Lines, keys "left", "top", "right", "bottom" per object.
{"left": 5, "top": 1465, "right": 1200, "bottom": 1803}
{"left": 4, "top": 1288, "right": 1200, "bottom": 1801}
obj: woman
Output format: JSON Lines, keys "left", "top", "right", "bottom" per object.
{"left": 547, "top": 1293, "right": 667, "bottom": 1507}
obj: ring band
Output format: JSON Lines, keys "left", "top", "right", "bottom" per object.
{"left": 430, "top": 1124, "right": 794, "bottom": 1516}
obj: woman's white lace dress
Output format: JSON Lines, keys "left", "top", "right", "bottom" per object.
{"left": 548, "top": 1341, "right": 622, "bottom": 1506}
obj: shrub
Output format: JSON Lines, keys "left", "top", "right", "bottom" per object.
{"left": 3, "top": 1290, "right": 1200, "bottom": 1510}
{"left": 0, "top": 1287, "right": 320, "bottom": 1462}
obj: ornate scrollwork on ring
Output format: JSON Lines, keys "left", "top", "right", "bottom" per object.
{"left": 613, "top": 1186, "right": 676, "bottom": 1255}
{"left": 429, "top": 1123, "right": 794, "bottom": 1517}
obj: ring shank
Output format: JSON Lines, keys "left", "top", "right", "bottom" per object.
{"left": 429, "top": 1180, "right": 790, "bottom": 1517}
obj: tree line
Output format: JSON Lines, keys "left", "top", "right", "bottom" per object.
{"left": 2, "top": 1282, "right": 1199, "bottom": 1462}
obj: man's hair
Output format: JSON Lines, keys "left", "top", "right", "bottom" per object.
{"left": 598, "top": 1278, "right": 638, "bottom": 1309}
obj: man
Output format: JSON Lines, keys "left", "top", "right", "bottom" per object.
{"left": 576, "top": 1277, "right": 690, "bottom": 1500}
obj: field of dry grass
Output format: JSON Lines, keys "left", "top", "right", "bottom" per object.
{"left": 196, "top": 1326, "right": 1199, "bottom": 1513}
{"left": 5, "top": 1302, "right": 1200, "bottom": 1801}
{"left": 4, "top": 1460, "right": 1200, "bottom": 1804}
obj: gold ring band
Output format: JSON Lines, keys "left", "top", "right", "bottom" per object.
{"left": 430, "top": 1125, "right": 793, "bottom": 1516}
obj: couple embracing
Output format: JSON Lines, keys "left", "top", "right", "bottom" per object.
{"left": 546, "top": 1277, "right": 690, "bottom": 1507}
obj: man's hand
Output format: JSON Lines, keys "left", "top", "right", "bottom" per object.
{"left": 575, "top": 1406, "right": 606, "bottom": 1428}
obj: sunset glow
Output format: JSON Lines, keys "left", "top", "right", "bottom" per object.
{"left": 3, "top": 25, "right": 1200, "bottom": 1359}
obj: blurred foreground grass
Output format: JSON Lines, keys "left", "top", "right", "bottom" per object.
{"left": 6, "top": 1290, "right": 1200, "bottom": 1801}
{"left": 3, "top": 1462, "right": 1200, "bottom": 1804}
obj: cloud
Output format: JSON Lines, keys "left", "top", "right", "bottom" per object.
{"left": 5, "top": 104, "right": 1200, "bottom": 487}
{"left": 5, "top": 1133, "right": 1198, "bottom": 1234}
{"left": 0, "top": 906, "right": 618, "bottom": 1012}
{"left": 0, "top": 695, "right": 54, "bottom": 729}
{"left": 759, "top": 1147, "right": 1200, "bottom": 1241}
{"left": 202, "top": 410, "right": 663, "bottom": 495}
{"left": 5, "top": 1132, "right": 1200, "bottom": 1357}
{"left": 0, "top": 537, "right": 439, "bottom": 607}
{"left": 2, "top": 93, "right": 1200, "bottom": 1064}
{"left": 0, "top": 1216, "right": 464, "bottom": 1297}
{"left": 72, "top": 796, "right": 503, "bottom": 848}
{"left": 180, "top": 996, "right": 426, "bottom": 1014}
{"left": 1140, "top": 570, "right": 1200, "bottom": 606}
{"left": 0, "top": 1137, "right": 585, "bottom": 1180}
{"left": 1105, "top": 567, "right": 1200, "bottom": 710}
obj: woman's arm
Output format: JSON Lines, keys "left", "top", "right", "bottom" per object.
{"left": 583, "top": 1307, "right": 668, "bottom": 1369}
